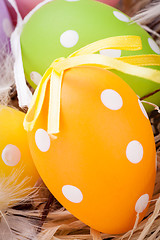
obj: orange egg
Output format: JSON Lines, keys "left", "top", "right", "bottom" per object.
{"left": 27, "top": 66, "right": 156, "bottom": 234}
{"left": 0, "top": 105, "right": 39, "bottom": 187}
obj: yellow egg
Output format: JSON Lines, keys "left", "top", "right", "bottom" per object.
{"left": 0, "top": 105, "right": 39, "bottom": 187}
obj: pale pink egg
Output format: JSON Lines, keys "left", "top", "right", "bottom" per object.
{"left": 15, "top": 0, "right": 44, "bottom": 18}
{"left": 96, "top": 0, "right": 120, "bottom": 6}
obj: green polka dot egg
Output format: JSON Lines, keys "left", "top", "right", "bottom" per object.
{"left": 20, "top": 0, "right": 160, "bottom": 112}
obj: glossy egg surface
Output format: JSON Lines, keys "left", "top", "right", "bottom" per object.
{"left": 0, "top": 105, "right": 39, "bottom": 187}
{"left": 27, "top": 66, "right": 156, "bottom": 234}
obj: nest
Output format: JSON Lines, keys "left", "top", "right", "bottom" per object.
{"left": 0, "top": 0, "right": 160, "bottom": 239}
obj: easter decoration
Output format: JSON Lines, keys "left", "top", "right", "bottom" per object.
{"left": 23, "top": 32, "right": 160, "bottom": 234}
{"left": 4, "top": 0, "right": 160, "bottom": 238}
{"left": 0, "top": 105, "right": 39, "bottom": 190}
{"left": 17, "top": 0, "right": 160, "bottom": 113}
{"left": 0, "top": 105, "right": 39, "bottom": 238}
{"left": 0, "top": 0, "right": 160, "bottom": 240}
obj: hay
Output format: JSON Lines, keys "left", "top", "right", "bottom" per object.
{"left": 0, "top": 0, "right": 160, "bottom": 239}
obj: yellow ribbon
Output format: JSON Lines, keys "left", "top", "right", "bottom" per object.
{"left": 24, "top": 35, "right": 160, "bottom": 134}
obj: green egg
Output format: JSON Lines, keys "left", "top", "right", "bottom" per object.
{"left": 20, "top": 0, "right": 160, "bottom": 112}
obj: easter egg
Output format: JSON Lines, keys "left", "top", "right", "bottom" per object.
{"left": 0, "top": 0, "right": 13, "bottom": 51}
{"left": 27, "top": 66, "right": 156, "bottom": 234}
{"left": 20, "top": 0, "right": 160, "bottom": 112}
{"left": 0, "top": 105, "right": 39, "bottom": 187}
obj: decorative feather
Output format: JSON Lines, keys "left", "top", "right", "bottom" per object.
{"left": 0, "top": 46, "right": 14, "bottom": 106}
{"left": 133, "top": 1, "right": 160, "bottom": 42}
{"left": 0, "top": 169, "right": 39, "bottom": 240}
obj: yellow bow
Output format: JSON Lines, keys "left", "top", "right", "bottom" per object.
{"left": 23, "top": 35, "right": 160, "bottom": 134}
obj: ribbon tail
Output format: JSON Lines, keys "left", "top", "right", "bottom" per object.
{"left": 117, "top": 54, "right": 160, "bottom": 66}
{"left": 9, "top": 0, "right": 54, "bottom": 108}
{"left": 48, "top": 70, "right": 63, "bottom": 134}
{"left": 24, "top": 68, "right": 52, "bottom": 131}
{"left": 9, "top": 0, "right": 33, "bottom": 108}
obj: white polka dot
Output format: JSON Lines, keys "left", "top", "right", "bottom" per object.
{"left": 100, "top": 49, "right": 121, "bottom": 58}
{"left": 60, "top": 30, "right": 79, "bottom": 48}
{"left": 62, "top": 185, "right": 83, "bottom": 203}
{"left": 126, "top": 140, "right": 143, "bottom": 164}
{"left": 138, "top": 99, "right": 148, "bottom": 119}
{"left": 113, "top": 11, "right": 130, "bottom": 22}
{"left": 101, "top": 89, "right": 123, "bottom": 110}
{"left": 2, "top": 18, "right": 13, "bottom": 37}
{"left": 30, "top": 71, "right": 42, "bottom": 85}
{"left": 135, "top": 194, "right": 149, "bottom": 213}
{"left": 35, "top": 129, "right": 50, "bottom": 152}
{"left": 148, "top": 38, "right": 160, "bottom": 54}
{"left": 2, "top": 144, "right": 21, "bottom": 166}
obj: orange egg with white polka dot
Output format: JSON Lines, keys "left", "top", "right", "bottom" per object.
{"left": 27, "top": 66, "right": 156, "bottom": 234}
{"left": 0, "top": 105, "right": 39, "bottom": 187}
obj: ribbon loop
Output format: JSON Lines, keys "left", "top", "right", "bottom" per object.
{"left": 24, "top": 36, "right": 160, "bottom": 134}
{"left": 69, "top": 35, "right": 142, "bottom": 57}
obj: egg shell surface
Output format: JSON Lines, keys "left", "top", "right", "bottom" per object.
{"left": 0, "top": 105, "right": 39, "bottom": 187}
{"left": 0, "top": 0, "right": 13, "bottom": 51}
{"left": 20, "top": 0, "right": 160, "bottom": 112}
{"left": 27, "top": 66, "right": 156, "bottom": 234}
